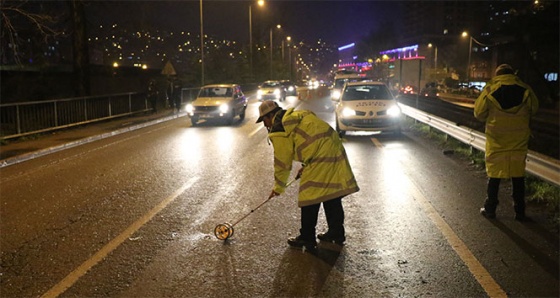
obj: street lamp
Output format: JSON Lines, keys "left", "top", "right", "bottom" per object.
{"left": 428, "top": 43, "right": 437, "bottom": 70}
{"left": 200, "top": 0, "right": 204, "bottom": 86}
{"left": 286, "top": 36, "right": 292, "bottom": 80}
{"left": 462, "top": 31, "right": 493, "bottom": 87}
{"left": 269, "top": 24, "right": 281, "bottom": 79}
{"left": 462, "top": 32, "right": 472, "bottom": 86}
{"left": 249, "top": 0, "right": 264, "bottom": 79}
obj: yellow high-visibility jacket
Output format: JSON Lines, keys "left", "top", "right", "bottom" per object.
{"left": 268, "top": 108, "right": 359, "bottom": 207}
{"left": 474, "top": 74, "right": 539, "bottom": 178}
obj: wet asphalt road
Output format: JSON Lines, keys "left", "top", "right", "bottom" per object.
{"left": 0, "top": 92, "right": 558, "bottom": 297}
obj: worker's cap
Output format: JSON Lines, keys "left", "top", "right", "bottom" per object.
{"left": 256, "top": 100, "right": 280, "bottom": 123}
{"left": 495, "top": 64, "right": 515, "bottom": 76}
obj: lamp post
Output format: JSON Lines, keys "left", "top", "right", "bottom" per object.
{"left": 461, "top": 31, "right": 474, "bottom": 86}
{"left": 286, "top": 36, "right": 292, "bottom": 80}
{"left": 200, "top": 0, "right": 204, "bottom": 86}
{"left": 249, "top": 0, "right": 264, "bottom": 80}
{"left": 428, "top": 43, "right": 437, "bottom": 70}
{"left": 462, "top": 32, "right": 492, "bottom": 87}
{"left": 269, "top": 24, "right": 281, "bottom": 79}
{"left": 467, "top": 36, "right": 472, "bottom": 86}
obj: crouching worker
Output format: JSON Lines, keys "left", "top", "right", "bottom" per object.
{"left": 256, "top": 101, "right": 359, "bottom": 251}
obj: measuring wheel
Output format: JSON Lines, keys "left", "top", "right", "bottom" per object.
{"left": 214, "top": 222, "right": 234, "bottom": 240}
{"left": 213, "top": 177, "right": 300, "bottom": 241}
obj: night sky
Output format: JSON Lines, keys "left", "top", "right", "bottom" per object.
{"left": 86, "top": 1, "right": 402, "bottom": 46}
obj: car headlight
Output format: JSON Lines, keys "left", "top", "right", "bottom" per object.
{"left": 331, "top": 90, "right": 341, "bottom": 100}
{"left": 257, "top": 90, "right": 263, "bottom": 96}
{"left": 342, "top": 107, "right": 355, "bottom": 117}
{"left": 273, "top": 89, "right": 281, "bottom": 96}
{"left": 287, "top": 86, "right": 294, "bottom": 92}
{"left": 186, "top": 104, "right": 194, "bottom": 114}
{"left": 219, "top": 103, "right": 229, "bottom": 113}
{"left": 387, "top": 105, "right": 401, "bottom": 117}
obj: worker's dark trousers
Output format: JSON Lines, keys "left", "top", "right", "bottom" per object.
{"left": 300, "top": 197, "right": 345, "bottom": 240}
{"left": 484, "top": 177, "right": 525, "bottom": 215}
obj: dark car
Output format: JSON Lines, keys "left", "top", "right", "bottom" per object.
{"left": 280, "top": 80, "right": 298, "bottom": 96}
{"left": 421, "top": 87, "right": 439, "bottom": 97}
{"left": 401, "top": 85, "right": 417, "bottom": 95}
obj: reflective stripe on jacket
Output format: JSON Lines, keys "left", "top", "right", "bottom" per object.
{"left": 474, "top": 74, "right": 539, "bottom": 178}
{"left": 268, "top": 108, "right": 359, "bottom": 207}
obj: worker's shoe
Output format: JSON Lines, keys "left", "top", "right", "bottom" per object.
{"left": 480, "top": 207, "right": 496, "bottom": 219}
{"left": 317, "top": 232, "right": 345, "bottom": 245}
{"left": 287, "top": 236, "right": 317, "bottom": 251}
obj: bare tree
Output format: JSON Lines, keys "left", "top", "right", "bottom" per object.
{"left": 68, "top": 0, "right": 89, "bottom": 96}
{"left": 0, "top": 0, "right": 62, "bottom": 64}
{"left": 1, "top": 1, "right": 91, "bottom": 97}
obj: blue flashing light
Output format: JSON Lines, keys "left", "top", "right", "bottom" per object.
{"left": 338, "top": 43, "right": 355, "bottom": 51}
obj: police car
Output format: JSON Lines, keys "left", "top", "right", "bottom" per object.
{"left": 333, "top": 81, "right": 402, "bottom": 136}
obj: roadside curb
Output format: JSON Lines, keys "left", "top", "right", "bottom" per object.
{"left": 0, "top": 113, "right": 185, "bottom": 169}
{"left": 438, "top": 94, "right": 476, "bottom": 104}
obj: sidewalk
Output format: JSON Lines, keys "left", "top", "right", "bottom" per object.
{"left": 0, "top": 110, "right": 184, "bottom": 168}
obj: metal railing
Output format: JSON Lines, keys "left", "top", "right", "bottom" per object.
{"left": 0, "top": 86, "right": 248, "bottom": 140}
{"left": 0, "top": 92, "right": 150, "bottom": 140}
{"left": 400, "top": 104, "right": 560, "bottom": 187}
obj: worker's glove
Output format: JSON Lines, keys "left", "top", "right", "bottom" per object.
{"left": 296, "top": 167, "right": 304, "bottom": 180}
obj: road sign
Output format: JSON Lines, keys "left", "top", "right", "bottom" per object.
{"left": 161, "top": 61, "right": 176, "bottom": 76}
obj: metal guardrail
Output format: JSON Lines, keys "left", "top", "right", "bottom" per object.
{"left": 0, "top": 87, "right": 205, "bottom": 140}
{"left": 0, "top": 92, "right": 151, "bottom": 140}
{"left": 0, "top": 86, "right": 253, "bottom": 140}
{"left": 400, "top": 104, "right": 560, "bottom": 187}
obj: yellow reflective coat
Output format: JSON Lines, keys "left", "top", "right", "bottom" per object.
{"left": 268, "top": 108, "right": 359, "bottom": 207}
{"left": 474, "top": 74, "right": 539, "bottom": 178}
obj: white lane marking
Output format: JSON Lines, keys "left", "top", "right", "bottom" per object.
{"left": 41, "top": 177, "right": 200, "bottom": 298}
{"left": 249, "top": 125, "right": 265, "bottom": 138}
{"left": 372, "top": 138, "right": 507, "bottom": 298}
{"left": 370, "top": 138, "right": 384, "bottom": 148}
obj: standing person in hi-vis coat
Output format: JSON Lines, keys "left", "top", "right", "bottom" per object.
{"left": 474, "top": 64, "right": 539, "bottom": 221}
